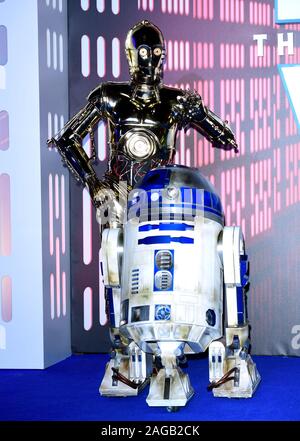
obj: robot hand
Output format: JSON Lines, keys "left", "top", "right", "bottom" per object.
{"left": 217, "top": 121, "right": 239, "bottom": 153}
{"left": 175, "top": 90, "right": 239, "bottom": 154}
{"left": 94, "top": 186, "right": 125, "bottom": 227}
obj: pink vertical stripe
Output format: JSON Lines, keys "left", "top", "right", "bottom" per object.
{"left": 50, "top": 273, "right": 55, "bottom": 319}
{"left": 97, "top": 36, "right": 106, "bottom": 78}
{"left": 0, "top": 111, "right": 9, "bottom": 151}
{"left": 268, "top": 159, "right": 272, "bottom": 198}
{"left": 221, "top": 172, "right": 225, "bottom": 208}
{"left": 250, "top": 163, "right": 254, "bottom": 204}
{"left": 220, "top": 0, "right": 224, "bottom": 20}
{"left": 112, "top": 37, "right": 120, "bottom": 78}
{"left": 235, "top": 0, "right": 239, "bottom": 22}
{"left": 81, "top": 0, "right": 90, "bottom": 11}
{"left": 225, "top": 0, "right": 229, "bottom": 21}
{"left": 83, "top": 287, "right": 93, "bottom": 330}
{"left": 193, "top": 131, "right": 198, "bottom": 165}
{"left": 204, "top": 139, "right": 209, "bottom": 165}
{"left": 56, "top": 237, "right": 61, "bottom": 318}
{"left": 185, "top": 0, "right": 189, "bottom": 15}
{"left": 204, "top": 80, "right": 208, "bottom": 104}
{"left": 255, "top": 192, "right": 259, "bottom": 235}
{"left": 241, "top": 45, "right": 245, "bottom": 68}
{"left": 193, "top": 42, "right": 196, "bottom": 69}
{"left": 179, "top": 0, "right": 184, "bottom": 14}
{"left": 112, "top": 0, "right": 120, "bottom": 14}
{"left": 180, "top": 131, "right": 185, "bottom": 165}
{"left": 220, "top": 80, "right": 225, "bottom": 118}
{"left": 179, "top": 41, "right": 184, "bottom": 70}
{"left": 83, "top": 188, "right": 92, "bottom": 265}
{"left": 226, "top": 79, "right": 230, "bottom": 103}
{"left": 61, "top": 175, "right": 66, "bottom": 254}
{"left": 81, "top": 35, "right": 90, "bottom": 77}
{"left": 209, "top": 0, "right": 213, "bottom": 19}
{"left": 259, "top": 161, "right": 263, "bottom": 200}
{"left": 174, "top": 40, "right": 179, "bottom": 70}
{"left": 258, "top": 78, "right": 262, "bottom": 118}
{"left": 231, "top": 168, "right": 236, "bottom": 212}
{"left": 55, "top": 174, "right": 59, "bottom": 220}
{"left": 174, "top": 0, "right": 178, "bottom": 14}
{"left": 168, "top": 40, "right": 173, "bottom": 71}
{"left": 203, "top": 42, "right": 208, "bottom": 68}
{"left": 198, "top": 139, "right": 203, "bottom": 166}
{"left": 209, "top": 43, "right": 214, "bottom": 68}
{"left": 230, "top": 44, "right": 234, "bottom": 68}
{"left": 240, "top": 0, "right": 244, "bottom": 22}
{"left": 185, "top": 41, "right": 190, "bottom": 70}
{"left": 241, "top": 166, "right": 245, "bottom": 207}
{"left": 198, "top": 42, "right": 202, "bottom": 69}
{"left": 99, "top": 249, "right": 107, "bottom": 325}
{"left": 186, "top": 148, "right": 191, "bottom": 166}
{"left": 203, "top": 0, "right": 207, "bottom": 18}
{"left": 225, "top": 44, "right": 229, "bottom": 68}
{"left": 49, "top": 174, "right": 54, "bottom": 256}
{"left": 236, "top": 78, "right": 240, "bottom": 103}
{"left": 236, "top": 44, "right": 240, "bottom": 68}
{"left": 220, "top": 43, "right": 224, "bottom": 68}
{"left": 258, "top": 2, "right": 262, "bottom": 25}
{"left": 0, "top": 174, "right": 11, "bottom": 256}
{"left": 231, "top": 79, "right": 235, "bottom": 122}
{"left": 209, "top": 80, "right": 214, "bottom": 109}
{"left": 197, "top": 0, "right": 202, "bottom": 18}
{"left": 62, "top": 271, "right": 66, "bottom": 316}
{"left": 230, "top": 0, "right": 234, "bottom": 22}
{"left": 1, "top": 276, "right": 12, "bottom": 322}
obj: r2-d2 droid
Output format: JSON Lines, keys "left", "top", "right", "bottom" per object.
{"left": 100, "top": 165, "right": 260, "bottom": 410}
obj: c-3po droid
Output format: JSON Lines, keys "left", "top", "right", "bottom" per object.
{"left": 48, "top": 20, "right": 260, "bottom": 410}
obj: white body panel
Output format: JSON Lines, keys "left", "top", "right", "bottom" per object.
{"left": 120, "top": 215, "right": 223, "bottom": 354}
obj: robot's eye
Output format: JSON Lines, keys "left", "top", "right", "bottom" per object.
{"left": 139, "top": 48, "right": 148, "bottom": 59}
{"left": 153, "top": 47, "right": 162, "bottom": 56}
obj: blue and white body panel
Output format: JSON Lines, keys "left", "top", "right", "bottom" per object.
{"left": 120, "top": 166, "right": 224, "bottom": 356}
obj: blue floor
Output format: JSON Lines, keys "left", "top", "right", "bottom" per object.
{"left": 0, "top": 354, "right": 299, "bottom": 421}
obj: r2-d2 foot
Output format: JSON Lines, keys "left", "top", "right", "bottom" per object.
{"left": 100, "top": 341, "right": 151, "bottom": 397}
{"left": 146, "top": 343, "right": 194, "bottom": 410}
{"left": 208, "top": 328, "right": 261, "bottom": 398}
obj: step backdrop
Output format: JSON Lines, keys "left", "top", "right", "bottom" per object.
{"left": 68, "top": 0, "right": 300, "bottom": 355}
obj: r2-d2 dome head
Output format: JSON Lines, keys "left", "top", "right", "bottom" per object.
{"left": 125, "top": 20, "right": 166, "bottom": 85}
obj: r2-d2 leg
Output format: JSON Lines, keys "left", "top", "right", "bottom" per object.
{"left": 99, "top": 228, "right": 152, "bottom": 396}
{"left": 208, "top": 227, "right": 261, "bottom": 398}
